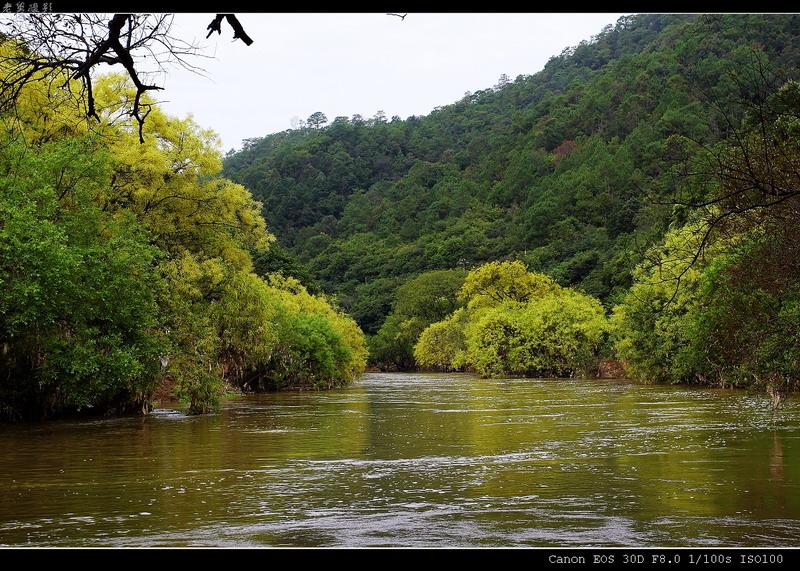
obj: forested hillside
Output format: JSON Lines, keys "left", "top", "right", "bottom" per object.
{"left": 223, "top": 14, "right": 800, "bottom": 341}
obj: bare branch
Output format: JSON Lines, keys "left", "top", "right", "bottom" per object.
{"left": 206, "top": 14, "right": 253, "bottom": 45}
{"left": 0, "top": 13, "right": 252, "bottom": 141}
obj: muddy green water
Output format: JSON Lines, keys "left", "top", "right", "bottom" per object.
{"left": 1, "top": 372, "right": 799, "bottom": 547}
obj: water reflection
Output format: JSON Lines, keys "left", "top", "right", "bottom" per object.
{"left": 0, "top": 373, "right": 798, "bottom": 546}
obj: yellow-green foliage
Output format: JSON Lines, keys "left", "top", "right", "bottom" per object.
{"left": 459, "top": 260, "right": 557, "bottom": 309}
{"left": 610, "top": 223, "right": 707, "bottom": 384}
{"left": 465, "top": 291, "right": 607, "bottom": 377}
{"left": 611, "top": 219, "right": 800, "bottom": 392}
{"left": 415, "top": 261, "right": 608, "bottom": 377}
{"left": 0, "top": 42, "right": 90, "bottom": 142}
{"left": 92, "top": 75, "right": 273, "bottom": 268}
{"left": 264, "top": 274, "right": 368, "bottom": 388}
{"left": 414, "top": 308, "right": 468, "bottom": 370}
{"left": 0, "top": 50, "right": 367, "bottom": 419}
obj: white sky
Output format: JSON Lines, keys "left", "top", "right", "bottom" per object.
{"left": 152, "top": 13, "right": 627, "bottom": 152}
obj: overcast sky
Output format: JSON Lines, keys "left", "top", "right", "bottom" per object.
{"left": 152, "top": 13, "right": 626, "bottom": 152}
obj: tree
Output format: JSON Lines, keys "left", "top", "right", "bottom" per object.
{"left": 0, "top": 13, "right": 253, "bottom": 142}
{"left": 659, "top": 49, "right": 800, "bottom": 294}
{"left": 494, "top": 73, "right": 510, "bottom": 90}
{"left": 372, "top": 110, "right": 387, "bottom": 124}
{"left": 615, "top": 54, "right": 800, "bottom": 405}
{"left": 393, "top": 269, "right": 467, "bottom": 323}
{"left": 414, "top": 309, "right": 468, "bottom": 371}
{"left": 251, "top": 241, "right": 319, "bottom": 292}
{"left": 462, "top": 289, "right": 607, "bottom": 378}
{"left": 0, "top": 135, "right": 165, "bottom": 420}
{"left": 414, "top": 261, "right": 608, "bottom": 376}
{"left": 307, "top": 111, "right": 328, "bottom": 129}
{"left": 612, "top": 217, "right": 800, "bottom": 407}
{"left": 368, "top": 269, "right": 467, "bottom": 370}
{"left": 0, "top": 65, "right": 368, "bottom": 419}
{"left": 459, "top": 260, "right": 556, "bottom": 308}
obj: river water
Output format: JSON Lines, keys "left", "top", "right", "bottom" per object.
{"left": 1, "top": 372, "right": 799, "bottom": 546}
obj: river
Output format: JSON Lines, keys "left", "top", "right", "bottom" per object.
{"left": 1, "top": 372, "right": 799, "bottom": 546}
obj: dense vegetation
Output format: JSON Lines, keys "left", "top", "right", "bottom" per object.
{"left": 415, "top": 261, "right": 607, "bottom": 377}
{"left": 613, "top": 76, "right": 800, "bottom": 403}
{"left": 224, "top": 14, "right": 800, "bottom": 398}
{"left": 368, "top": 269, "right": 467, "bottom": 370}
{"left": 0, "top": 43, "right": 366, "bottom": 421}
{"left": 4, "top": 14, "right": 800, "bottom": 421}
{"left": 224, "top": 15, "right": 796, "bottom": 323}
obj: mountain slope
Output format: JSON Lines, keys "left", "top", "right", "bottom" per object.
{"left": 223, "top": 14, "right": 800, "bottom": 333}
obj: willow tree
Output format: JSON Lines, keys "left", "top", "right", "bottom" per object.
{"left": 415, "top": 261, "right": 608, "bottom": 377}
